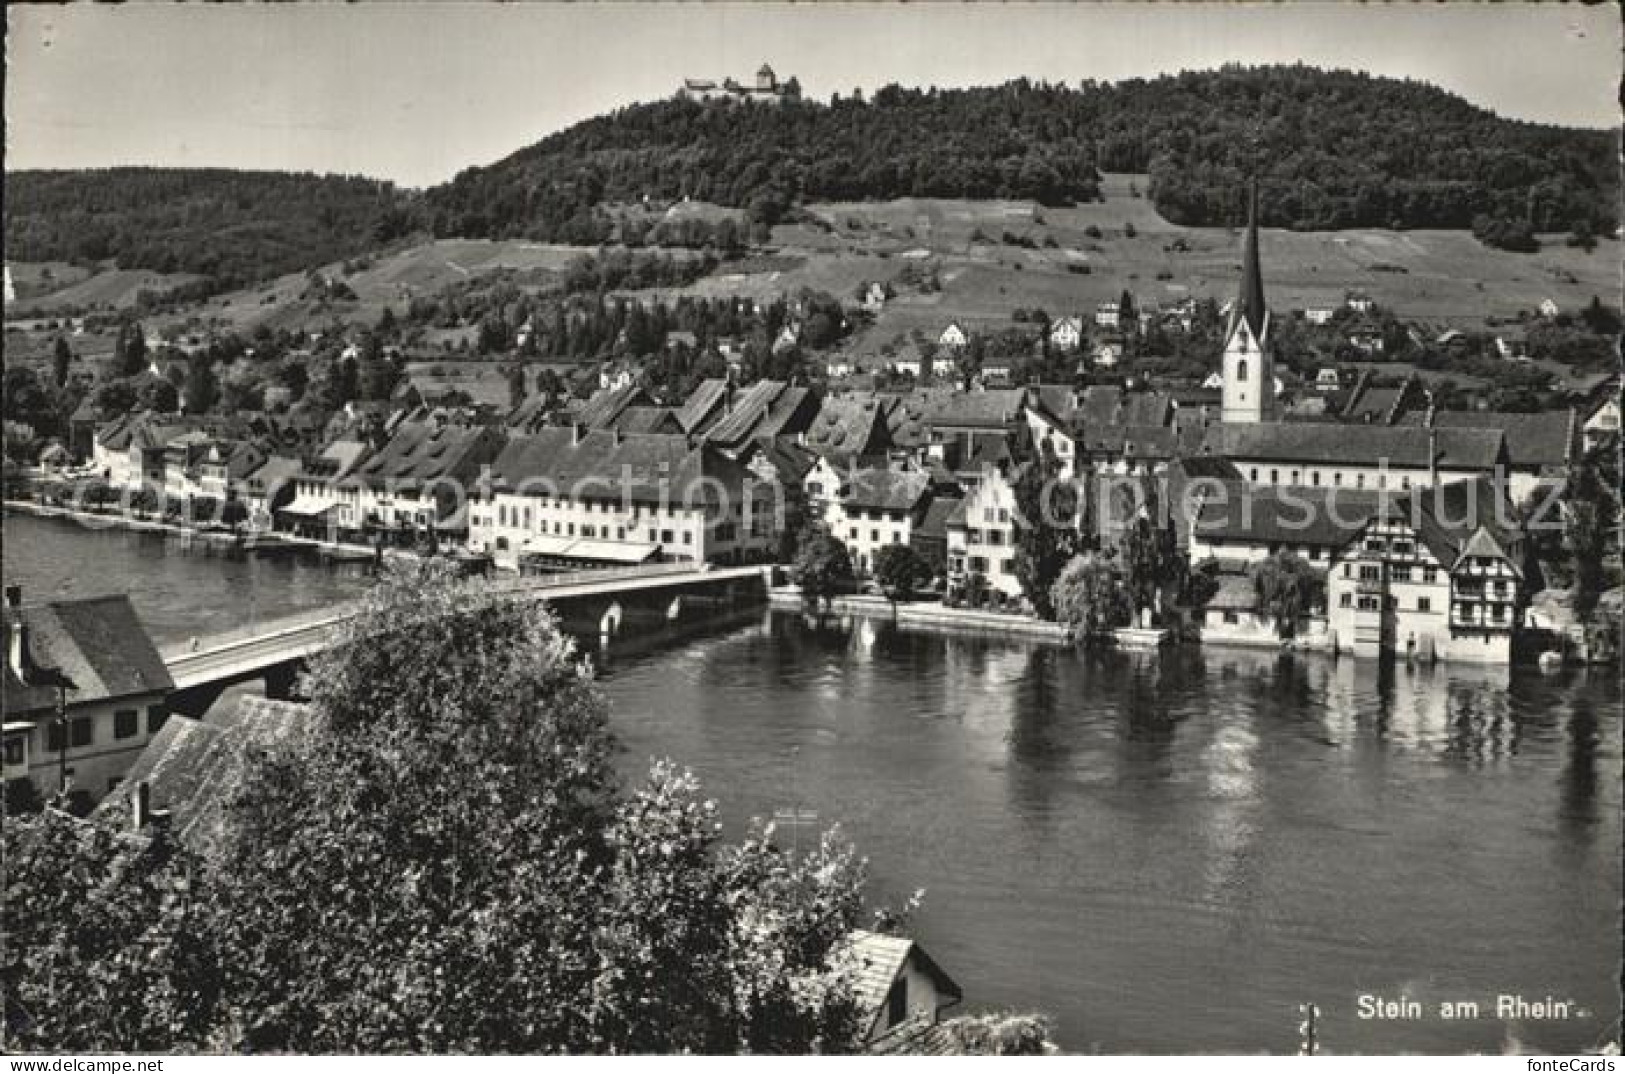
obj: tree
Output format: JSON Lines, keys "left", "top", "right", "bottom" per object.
{"left": 872, "top": 544, "right": 929, "bottom": 605}
{"left": 1250, "top": 550, "right": 1320, "bottom": 639}
{"left": 1118, "top": 479, "right": 1186, "bottom": 624}
{"left": 183, "top": 352, "right": 218, "bottom": 414}
{"left": 115, "top": 322, "right": 149, "bottom": 377}
{"left": 1565, "top": 446, "right": 1619, "bottom": 621}
{"left": 791, "top": 525, "right": 854, "bottom": 613}
{"left": 51, "top": 336, "right": 72, "bottom": 388}
{"left": 1050, "top": 552, "right": 1132, "bottom": 643}
{"left": 508, "top": 364, "right": 528, "bottom": 410}
{"left": 1011, "top": 446, "right": 1078, "bottom": 620}
{"left": 203, "top": 563, "right": 881, "bottom": 1053}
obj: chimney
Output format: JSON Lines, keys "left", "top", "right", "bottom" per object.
{"left": 133, "top": 780, "right": 152, "bottom": 831}
{"left": 7, "top": 589, "right": 26, "bottom": 681}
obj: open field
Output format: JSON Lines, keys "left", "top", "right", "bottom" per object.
{"left": 5, "top": 266, "right": 208, "bottom": 317}
{"left": 8, "top": 174, "right": 1615, "bottom": 362}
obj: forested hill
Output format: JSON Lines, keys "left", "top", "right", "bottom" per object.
{"left": 3, "top": 169, "right": 418, "bottom": 289}
{"left": 427, "top": 64, "right": 1616, "bottom": 242}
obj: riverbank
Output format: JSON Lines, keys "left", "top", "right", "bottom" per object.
{"left": 768, "top": 585, "right": 1075, "bottom": 643}
{"left": 3, "top": 499, "right": 411, "bottom": 563}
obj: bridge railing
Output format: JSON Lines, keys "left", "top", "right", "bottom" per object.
{"left": 161, "top": 559, "right": 716, "bottom": 663}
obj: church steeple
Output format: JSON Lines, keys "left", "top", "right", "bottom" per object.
{"left": 1238, "top": 179, "right": 1266, "bottom": 339}
{"left": 1220, "top": 179, "right": 1275, "bottom": 426}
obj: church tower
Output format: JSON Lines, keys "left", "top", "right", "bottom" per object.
{"left": 1221, "top": 183, "right": 1275, "bottom": 425}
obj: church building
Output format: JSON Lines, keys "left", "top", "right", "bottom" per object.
{"left": 1220, "top": 183, "right": 1275, "bottom": 426}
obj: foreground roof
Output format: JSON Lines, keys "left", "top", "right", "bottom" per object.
{"left": 3, "top": 595, "right": 174, "bottom": 717}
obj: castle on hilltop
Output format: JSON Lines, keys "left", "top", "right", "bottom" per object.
{"left": 678, "top": 64, "right": 799, "bottom": 105}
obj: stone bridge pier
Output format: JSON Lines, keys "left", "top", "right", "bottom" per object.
{"left": 165, "top": 658, "right": 306, "bottom": 719}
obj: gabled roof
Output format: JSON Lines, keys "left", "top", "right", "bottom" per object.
{"left": 91, "top": 698, "right": 314, "bottom": 853}
{"left": 341, "top": 421, "right": 501, "bottom": 491}
{"left": 915, "top": 496, "right": 963, "bottom": 541}
{"left": 574, "top": 383, "right": 652, "bottom": 430}
{"left": 1193, "top": 485, "right": 1382, "bottom": 549}
{"left": 675, "top": 378, "right": 729, "bottom": 434}
{"left": 490, "top": 429, "right": 756, "bottom": 505}
{"left": 840, "top": 468, "right": 930, "bottom": 513}
{"left": 804, "top": 396, "right": 891, "bottom": 459}
{"left": 1428, "top": 410, "right": 1575, "bottom": 470}
{"left": 3, "top": 595, "right": 173, "bottom": 718}
{"left": 614, "top": 406, "right": 684, "bottom": 435}
{"left": 702, "top": 381, "right": 816, "bottom": 448}
{"left": 1207, "top": 423, "right": 1507, "bottom": 471}
{"left": 925, "top": 388, "right": 1025, "bottom": 430}
{"left": 844, "top": 930, "right": 963, "bottom": 1040}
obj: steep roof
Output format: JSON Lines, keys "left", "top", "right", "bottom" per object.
{"left": 342, "top": 421, "right": 500, "bottom": 491}
{"left": 3, "top": 595, "right": 173, "bottom": 718}
{"left": 1429, "top": 410, "right": 1575, "bottom": 470}
{"left": 840, "top": 468, "right": 930, "bottom": 513}
{"left": 489, "top": 429, "right": 756, "bottom": 506}
{"left": 1193, "top": 485, "right": 1382, "bottom": 549}
{"left": 1237, "top": 181, "right": 1267, "bottom": 339}
{"left": 700, "top": 380, "right": 817, "bottom": 448}
{"left": 1207, "top": 423, "right": 1507, "bottom": 471}
{"left": 925, "top": 388, "right": 1025, "bottom": 430}
{"left": 614, "top": 406, "right": 684, "bottom": 435}
{"left": 843, "top": 930, "right": 963, "bottom": 1040}
{"left": 804, "top": 396, "right": 891, "bottom": 459}
{"left": 676, "top": 378, "right": 730, "bottom": 434}
{"left": 574, "top": 383, "right": 652, "bottom": 430}
{"left": 91, "top": 698, "right": 314, "bottom": 853}
{"left": 915, "top": 496, "right": 963, "bottom": 541}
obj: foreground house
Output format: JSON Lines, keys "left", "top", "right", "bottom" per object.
{"left": 824, "top": 468, "right": 932, "bottom": 574}
{"left": 944, "top": 466, "right": 1022, "bottom": 599}
{"left": 844, "top": 929, "right": 963, "bottom": 1047}
{"left": 3, "top": 587, "right": 173, "bottom": 807}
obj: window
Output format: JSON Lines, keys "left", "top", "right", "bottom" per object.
{"left": 871, "top": 530, "right": 880, "bottom": 543}
{"left": 1223, "top": 611, "right": 1239, "bottom": 624}
{"left": 1359, "top": 565, "right": 1381, "bottom": 582}
{"left": 1423, "top": 567, "right": 1438, "bottom": 584}
{"left": 1343, "top": 564, "right": 1352, "bottom": 578}
{"left": 147, "top": 706, "right": 167, "bottom": 735}
{"left": 1270, "top": 469, "right": 1279, "bottom": 485}
{"left": 1250, "top": 468, "right": 1259, "bottom": 481}
{"left": 849, "top": 527, "right": 858, "bottom": 540}
{"left": 969, "top": 556, "right": 989, "bottom": 573}
{"left": 1237, "top": 358, "right": 1249, "bottom": 382}
{"left": 1334, "top": 473, "right": 1343, "bottom": 486}
{"left": 114, "top": 710, "right": 139, "bottom": 740}
{"left": 1357, "top": 595, "right": 1380, "bottom": 612}
{"left": 3, "top": 739, "right": 23, "bottom": 765}
{"left": 886, "top": 979, "right": 908, "bottom": 1028}
{"left": 1339, "top": 593, "right": 1353, "bottom": 608}
{"left": 649, "top": 529, "right": 658, "bottom": 543}
{"left": 661, "top": 529, "right": 674, "bottom": 544}
{"left": 1312, "top": 472, "right": 1321, "bottom": 486}
{"left": 70, "top": 718, "right": 93, "bottom": 748}
{"left": 682, "top": 532, "right": 692, "bottom": 545}
{"left": 892, "top": 532, "right": 902, "bottom": 544}
{"left": 1391, "top": 566, "right": 1411, "bottom": 582}
{"left": 1356, "top": 474, "right": 1365, "bottom": 489}
{"left": 1001, "top": 558, "right": 1016, "bottom": 575}
{"left": 1418, "top": 597, "right": 1432, "bottom": 613}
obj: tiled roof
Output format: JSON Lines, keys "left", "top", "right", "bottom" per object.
{"left": 915, "top": 496, "right": 962, "bottom": 540}
{"left": 614, "top": 406, "right": 683, "bottom": 435}
{"left": 1429, "top": 410, "right": 1575, "bottom": 470}
{"left": 574, "top": 383, "right": 651, "bottom": 430}
{"left": 3, "top": 595, "right": 173, "bottom": 718}
{"left": 1207, "top": 422, "right": 1506, "bottom": 470}
{"left": 926, "top": 389, "right": 1025, "bottom": 430}
{"left": 840, "top": 468, "right": 930, "bottom": 512}
{"left": 342, "top": 421, "right": 501, "bottom": 490}
{"left": 675, "top": 378, "right": 730, "bottom": 434}
{"left": 804, "top": 397, "right": 890, "bottom": 458}
{"left": 1193, "top": 485, "right": 1382, "bottom": 548}
{"left": 700, "top": 381, "right": 817, "bottom": 447}
{"left": 490, "top": 429, "right": 756, "bottom": 505}
{"left": 842, "top": 929, "right": 963, "bottom": 1040}
{"left": 91, "top": 698, "right": 313, "bottom": 853}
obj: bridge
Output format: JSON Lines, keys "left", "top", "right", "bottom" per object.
{"left": 160, "top": 562, "right": 773, "bottom": 716}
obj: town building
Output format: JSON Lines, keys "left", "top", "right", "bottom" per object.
{"left": 334, "top": 420, "right": 507, "bottom": 545}
{"left": 937, "top": 322, "right": 968, "bottom": 351}
{"left": 825, "top": 468, "right": 933, "bottom": 574}
{"left": 3, "top": 587, "right": 174, "bottom": 808}
{"left": 944, "top": 466, "right": 1022, "bottom": 599}
{"left": 1205, "top": 422, "right": 1509, "bottom": 494}
{"left": 1048, "top": 316, "right": 1084, "bottom": 351}
{"left": 470, "top": 429, "right": 780, "bottom": 570}
{"left": 1582, "top": 397, "right": 1620, "bottom": 451}
{"left": 1325, "top": 479, "right": 1525, "bottom": 664}
{"left": 1094, "top": 302, "right": 1121, "bottom": 330}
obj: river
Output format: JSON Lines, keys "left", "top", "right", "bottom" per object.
{"left": 5, "top": 511, "right": 1620, "bottom": 1054}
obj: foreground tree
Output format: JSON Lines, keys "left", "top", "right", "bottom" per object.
{"left": 872, "top": 543, "right": 930, "bottom": 606}
{"left": 792, "top": 526, "right": 854, "bottom": 614}
{"left": 1050, "top": 552, "right": 1132, "bottom": 643}
{"left": 1250, "top": 550, "right": 1321, "bottom": 639}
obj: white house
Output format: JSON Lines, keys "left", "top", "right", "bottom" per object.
{"left": 1092, "top": 340, "right": 1123, "bottom": 368}
{"left": 3, "top": 587, "right": 175, "bottom": 807}
{"left": 1346, "top": 292, "right": 1374, "bottom": 314}
{"left": 1094, "top": 301, "right": 1121, "bottom": 330}
{"left": 1304, "top": 306, "right": 1336, "bottom": 326}
{"left": 824, "top": 468, "right": 932, "bottom": 574}
{"left": 937, "top": 322, "right": 968, "bottom": 350}
{"left": 1315, "top": 368, "right": 1343, "bottom": 392}
{"left": 1048, "top": 316, "right": 1084, "bottom": 351}
{"left": 843, "top": 930, "right": 963, "bottom": 1046}
{"left": 944, "top": 466, "right": 1023, "bottom": 599}
{"left": 1582, "top": 398, "right": 1620, "bottom": 451}
{"left": 1539, "top": 298, "right": 1561, "bottom": 320}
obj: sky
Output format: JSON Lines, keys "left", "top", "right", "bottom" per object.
{"left": 6, "top": 2, "right": 1620, "bottom": 189}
